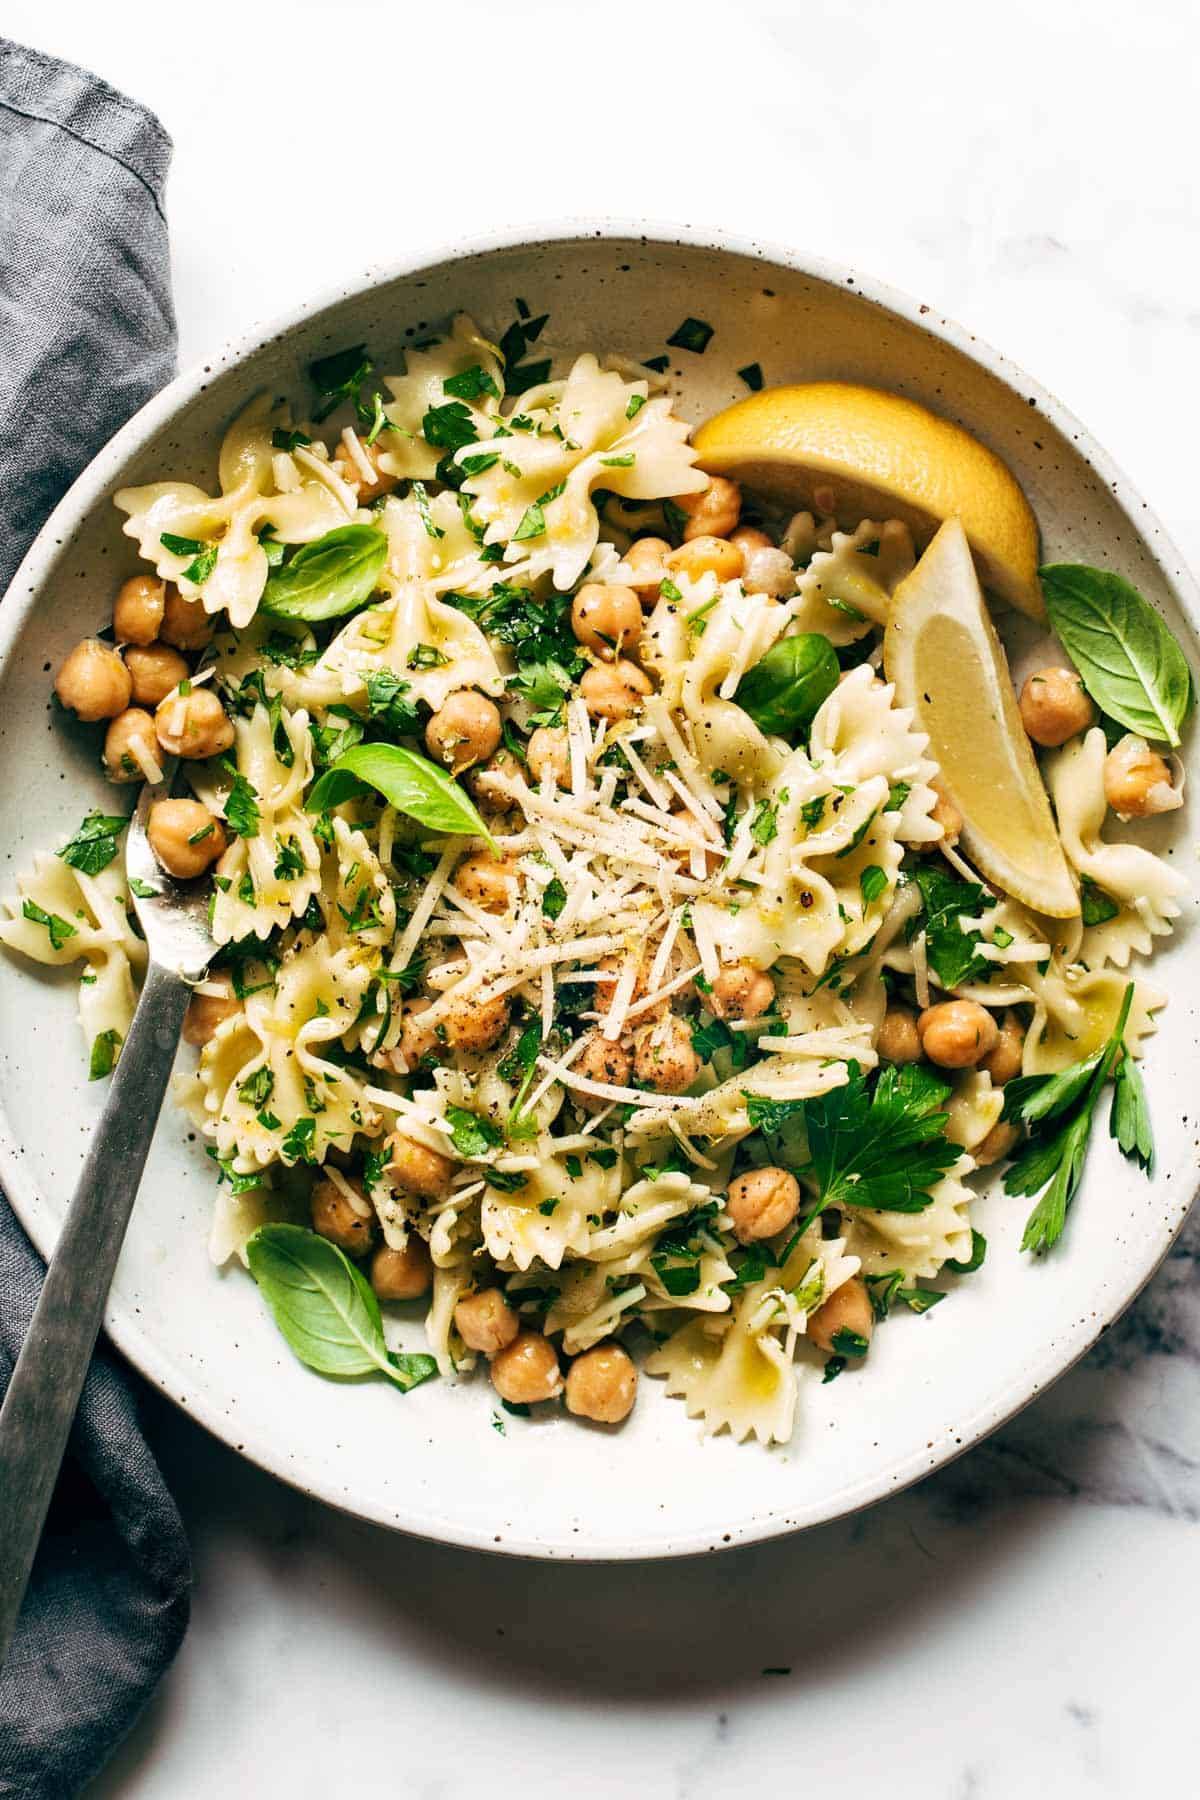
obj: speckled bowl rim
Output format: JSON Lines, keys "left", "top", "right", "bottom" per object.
{"left": 2, "top": 217, "right": 1197, "bottom": 1562}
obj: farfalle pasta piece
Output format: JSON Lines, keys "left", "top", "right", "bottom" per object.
{"left": 787, "top": 517, "right": 916, "bottom": 646}
{"left": 278, "top": 579, "right": 503, "bottom": 715}
{"left": 377, "top": 313, "right": 505, "bottom": 483}
{"left": 645, "top": 1227, "right": 859, "bottom": 1444}
{"left": 643, "top": 580, "right": 788, "bottom": 785}
{"left": 0, "top": 851, "right": 146, "bottom": 1061}
{"left": 1022, "top": 965, "right": 1164, "bottom": 1075}
{"left": 192, "top": 936, "right": 381, "bottom": 1172}
{"left": 114, "top": 395, "right": 350, "bottom": 628}
{"left": 1047, "top": 727, "right": 1185, "bottom": 964}
{"left": 846, "top": 1153, "right": 975, "bottom": 1281}
{"left": 460, "top": 353, "right": 706, "bottom": 591}
{"left": 198, "top": 703, "right": 322, "bottom": 944}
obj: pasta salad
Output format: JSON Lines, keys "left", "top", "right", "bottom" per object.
{"left": 4, "top": 307, "right": 1191, "bottom": 1445}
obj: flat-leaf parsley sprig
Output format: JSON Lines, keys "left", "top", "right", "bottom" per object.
{"left": 745, "top": 1060, "right": 961, "bottom": 1228}
{"left": 1001, "top": 982, "right": 1152, "bottom": 1254}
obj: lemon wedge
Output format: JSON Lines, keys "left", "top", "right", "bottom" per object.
{"left": 692, "top": 382, "right": 1043, "bottom": 619}
{"left": 884, "top": 519, "right": 1078, "bottom": 918}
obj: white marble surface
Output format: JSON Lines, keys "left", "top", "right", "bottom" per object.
{"left": 7, "top": 1, "right": 1200, "bottom": 1794}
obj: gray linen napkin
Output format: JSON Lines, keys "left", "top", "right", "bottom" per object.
{"left": 0, "top": 38, "right": 191, "bottom": 1798}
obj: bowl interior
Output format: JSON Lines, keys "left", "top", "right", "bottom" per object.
{"left": 1, "top": 231, "right": 1196, "bottom": 1558}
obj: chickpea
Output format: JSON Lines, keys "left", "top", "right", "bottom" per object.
{"left": 596, "top": 951, "right": 660, "bottom": 1014}
{"left": 807, "top": 1276, "right": 873, "bottom": 1354}
{"left": 490, "top": 1330, "right": 563, "bottom": 1405}
{"left": 624, "top": 535, "right": 672, "bottom": 602}
{"left": 527, "top": 726, "right": 571, "bottom": 788}
{"left": 385, "top": 1131, "right": 455, "bottom": 1198}
{"left": 574, "top": 1031, "right": 633, "bottom": 1106}
{"left": 917, "top": 1000, "right": 999, "bottom": 1070}
{"left": 454, "top": 851, "right": 516, "bottom": 914}
{"left": 678, "top": 475, "right": 741, "bottom": 541}
{"left": 571, "top": 582, "right": 642, "bottom": 661}
{"left": 155, "top": 688, "right": 234, "bottom": 760}
{"left": 467, "top": 748, "right": 523, "bottom": 810}
{"left": 565, "top": 1342, "right": 637, "bottom": 1424}
{"left": 580, "top": 659, "right": 653, "bottom": 723}
{"left": 877, "top": 1006, "right": 922, "bottom": 1066}
{"left": 332, "top": 434, "right": 398, "bottom": 505}
{"left": 147, "top": 798, "right": 227, "bottom": 880}
{"left": 159, "top": 584, "right": 213, "bottom": 652}
{"left": 124, "top": 643, "right": 189, "bottom": 709}
{"left": 112, "top": 574, "right": 165, "bottom": 646}
{"left": 973, "top": 1119, "right": 1020, "bottom": 1168}
{"left": 182, "top": 979, "right": 242, "bottom": 1046}
{"left": 397, "top": 997, "right": 439, "bottom": 1068}
{"left": 930, "top": 783, "right": 963, "bottom": 842}
{"left": 1018, "top": 666, "right": 1096, "bottom": 748}
{"left": 707, "top": 961, "right": 775, "bottom": 1021}
{"left": 667, "top": 535, "right": 744, "bottom": 585}
{"left": 370, "top": 1237, "right": 433, "bottom": 1301}
{"left": 981, "top": 1009, "right": 1025, "bottom": 1086}
{"left": 455, "top": 1287, "right": 520, "bottom": 1355}
{"left": 730, "top": 525, "right": 773, "bottom": 556}
{"left": 425, "top": 689, "right": 502, "bottom": 775}
{"left": 730, "top": 526, "right": 793, "bottom": 598}
{"left": 633, "top": 1014, "right": 700, "bottom": 1095}
{"left": 442, "top": 991, "right": 509, "bottom": 1053}
{"left": 726, "top": 1166, "right": 800, "bottom": 1243}
{"left": 55, "top": 639, "right": 132, "bottom": 722}
{"left": 102, "top": 708, "right": 159, "bottom": 783}
{"left": 311, "top": 1176, "right": 376, "bottom": 1257}
{"left": 1104, "top": 735, "right": 1178, "bottom": 818}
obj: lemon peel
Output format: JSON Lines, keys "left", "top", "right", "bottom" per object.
{"left": 693, "top": 382, "right": 1043, "bottom": 618}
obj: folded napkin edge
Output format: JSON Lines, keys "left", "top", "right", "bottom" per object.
{"left": 0, "top": 36, "right": 171, "bottom": 215}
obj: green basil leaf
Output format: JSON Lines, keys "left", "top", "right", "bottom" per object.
{"left": 260, "top": 525, "right": 388, "bottom": 622}
{"left": 734, "top": 634, "right": 839, "bottom": 736}
{"left": 305, "top": 742, "right": 497, "bottom": 849}
{"left": 246, "top": 1223, "right": 436, "bottom": 1393}
{"left": 1040, "top": 563, "right": 1194, "bottom": 747}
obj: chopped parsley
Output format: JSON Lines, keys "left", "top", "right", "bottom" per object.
{"left": 542, "top": 876, "right": 567, "bottom": 921}
{"left": 445, "top": 1105, "right": 504, "bottom": 1158}
{"left": 280, "top": 1117, "right": 318, "bottom": 1164}
{"left": 88, "top": 1028, "right": 122, "bottom": 1081}
{"left": 737, "top": 362, "right": 764, "bottom": 391}
{"left": 58, "top": 811, "right": 126, "bottom": 877}
{"left": 22, "top": 898, "right": 77, "bottom": 951}
{"left": 912, "top": 864, "right": 995, "bottom": 988}
{"left": 220, "top": 763, "right": 261, "bottom": 839}
{"left": 666, "top": 317, "right": 714, "bottom": 354}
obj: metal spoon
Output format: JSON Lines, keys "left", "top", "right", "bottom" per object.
{"left": 0, "top": 765, "right": 214, "bottom": 1663}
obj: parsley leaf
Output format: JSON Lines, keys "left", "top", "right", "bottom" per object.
{"left": 365, "top": 670, "right": 421, "bottom": 736}
{"left": 88, "top": 1028, "right": 122, "bottom": 1080}
{"left": 443, "top": 365, "right": 500, "bottom": 402}
{"left": 1004, "top": 983, "right": 1144, "bottom": 1253}
{"left": 445, "top": 1105, "right": 503, "bottom": 1158}
{"left": 58, "top": 811, "right": 126, "bottom": 877}
{"left": 767, "top": 1062, "right": 958, "bottom": 1215}
{"left": 1111, "top": 1050, "right": 1153, "bottom": 1171}
{"left": 422, "top": 400, "right": 478, "bottom": 453}
{"left": 667, "top": 317, "right": 714, "bottom": 354}
{"left": 542, "top": 876, "right": 567, "bottom": 921}
{"left": 280, "top": 1117, "right": 318, "bottom": 1164}
{"left": 913, "top": 864, "right": 996, "bottom": 988}
{"left": 22, "top": 898, "right": 77, "bottom": 951}
{"left": 309, "top": 343, "right": 372, "bottom": 421}
{"left": 220, "top": 763, "right": 261, "bottom": 839}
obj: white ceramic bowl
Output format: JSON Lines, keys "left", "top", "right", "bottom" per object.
{"left": 1, "top": 224, "right": 1196, "bottom": 1560}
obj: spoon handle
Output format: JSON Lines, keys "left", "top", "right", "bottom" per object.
{"left": 0, "top": 960, "right": 189, "bottom": 1666}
